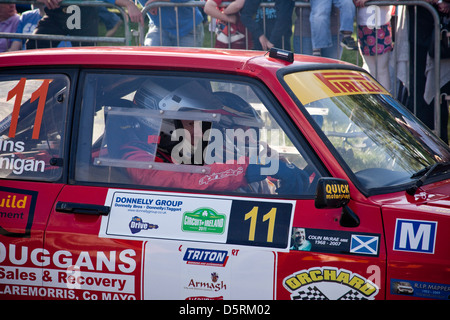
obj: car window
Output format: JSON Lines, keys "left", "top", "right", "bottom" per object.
{"left": 284, "top": 70, "right": 450, "bottom": 192}
{"left": 0, "top": 75, "right": 69, "bottom": 181}
{"left": 75, "top": 72, "right": 323, "bottom": 196}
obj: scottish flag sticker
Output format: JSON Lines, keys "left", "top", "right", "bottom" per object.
{"left": 350, "top": 234, "right": 379, "bottom": 255}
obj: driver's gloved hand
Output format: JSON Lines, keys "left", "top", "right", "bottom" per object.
{"left": 245, "top": 163, "right": 268, "bottom": 183}
{"left": 272, "top": 161, "right": 308, "bottom": 195}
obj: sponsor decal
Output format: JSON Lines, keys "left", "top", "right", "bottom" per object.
{"left": 182, "top": 208, "right": 226, "bottom": 234}
{"left": 283, "top": 267, "right": 379, "bottom": 300}
{"left": 0, "top": 187, "right": 37, "bottom": 237}
{"left": 0, "top": 241, "right": 137, "bottom": 300}
{"left": 284, "top": 70, "right": 389, "bottom": 105}
{"left": 185, "top": 296, "right": 223, "bottom": 300}
{"left": 290, "top": 228, "right": 380, "bottom": 256}
{"left": 393, "top": 219, "right": 437, "bottom": 254}
{"left": 350, "top": 234, "right": 379, "bottom": 255}
{"left": 183, "top": 248, "right": 229, "bottom": 267}
{"left": 185, "top": 272, "right": 227, "bottom": 293}
{"left": 391, "top": 279, "right": 450, "bottom": 300}
{"left": 313, "top": 71, "right": 384, "bottom": 95}
{"left": 114, "top": 194, "right": 183, "bottom": 213}
{"left": 128, "top": 216, "right": 158, "bottom": 234}
{"left": 103, "top": 190, "right": 294, "bottom": 251}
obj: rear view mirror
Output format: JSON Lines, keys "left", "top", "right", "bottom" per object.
{"left": 315, "top": 178, "right": 350, "bottom": 209}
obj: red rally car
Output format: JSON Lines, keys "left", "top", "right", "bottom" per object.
{"left": 0, "top": 47, "right": 449, "bottom": 300}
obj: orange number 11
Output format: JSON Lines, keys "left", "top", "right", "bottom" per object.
{"left": 7, "top": 78, "right": 50, "bottom": 139}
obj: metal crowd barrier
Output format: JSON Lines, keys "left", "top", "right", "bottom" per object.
{"left": 139, "top": 1, "right": 444, "bottom": 137}
{"left": 0, "top": 0, "right": 132, "bottom": 46}
{"left": 366, "top": 1, "right": 443, "bottom": 138}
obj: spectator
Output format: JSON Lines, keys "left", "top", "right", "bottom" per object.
{"left": 204, "top": 0, "right": 250, "bottom": 49}
{"left": 293, "top": 1, "right": 341, "bottom": 58}
{"left": 310, "top": 0, "right": 357, "bottom": 56}
{"left": 240, "top": 0, "right": 294, "bottom": 51}
{"left": 8, "top": 4, "right": 42, "bottom": 51}
{"left": 99, "top": 6, "right": 123, "bottom": 38}
{"left": 9, "top": 3, "right": 73, "bottom": 51}
{"left": 354, "top": 0, "right": 393, "bottom": 91}
{"left": 27, "top": 0, "right": 143, "bottom": 49}
{"left": 0, "top": 3, "right": 20, "bottom": 52}
{"left": 140, "top": 0, "right": 204, "bottom": 47}
{"left": 396, "top": 0, "right": 446, "bottom": 141}
{"left": 424, "top": 0, "right": 450, "bottom": 143}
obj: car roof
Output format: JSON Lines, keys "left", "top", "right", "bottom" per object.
{"left": 0, "top": 46, "right": 351, "bottom": 74}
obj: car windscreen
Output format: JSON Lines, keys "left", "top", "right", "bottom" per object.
{"left": 284, "top": 69, "right": 450, "bottom": 193}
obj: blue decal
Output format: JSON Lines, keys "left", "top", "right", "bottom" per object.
{"left": 393, "top": 219, "right": 437, "bottom": 253}
{"left": 350, "top": 235, "right": 379, "bottom": 255}
{"left": 129, "top": 216, "right": 158, "bottom": 234}
{"left": 183, "top": 248, "right": 229, "bottom": 266}
{"left": 391, "top": 279, "right": 450, "bottom": 300}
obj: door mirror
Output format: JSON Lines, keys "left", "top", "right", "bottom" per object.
{"left": 315, "top": 178, "right": 350, "bottom": 209}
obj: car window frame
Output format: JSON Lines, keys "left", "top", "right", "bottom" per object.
{"left": 0, "top": 67, "right": 79, "bottom": 184}
{"left": 70, "top": 68, "right": 329, "bottom": 199}
{"left": 278, "top": 64, "right": 450, "bottom": 197}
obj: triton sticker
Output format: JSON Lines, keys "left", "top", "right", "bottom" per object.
{"left": 183, "top": 248, "right": 229, "bottom": 267}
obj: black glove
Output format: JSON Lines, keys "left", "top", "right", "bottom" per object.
{"left": 245, "top": 163, "right": 268, "bottom": 183}
{"left": 272, "top": 161, "right": 308, "bottom": 195}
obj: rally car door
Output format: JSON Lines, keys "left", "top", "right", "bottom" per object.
{"left": 0, "top": 72, "right": 73, "bottom": 299}
{"left": 382, "top": 193, "right": 450, "bottom": 300}
{"left": 43, "top": 70, "right": 386, "bottom": 300}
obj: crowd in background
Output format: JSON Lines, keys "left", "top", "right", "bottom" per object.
{"left": 0, "top": 0, "right": 449, "bottom": 141}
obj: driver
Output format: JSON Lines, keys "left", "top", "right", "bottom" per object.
{"left": 109, "top": 80, "right": 308, "bottom": 194}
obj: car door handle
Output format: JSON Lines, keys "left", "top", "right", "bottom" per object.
{"left": 56, "top": 201, "right": 110, "bottom": 216}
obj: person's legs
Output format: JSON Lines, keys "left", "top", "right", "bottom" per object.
{"left": 321, "top": 35, "right": 341, "bottom": 59}
{"left": 309, "top": 0, "right": 332, "bottom": 52}
{"left": 363, "top": 53, "right": 391, "bottom": 91}
{"left": 145, "top": 24, "right": 173, "bottom": 46}
{"left": 294, "top": 36, "right": 313, "bottom": 55}
{"left": 333, "top": 0, "right": 355, "bottom": 33}
{"left": 178, "top": 23, "right": 204, "bottom": 47}
{"left": 333, "top": 0, "right": 357, "bottom": 50}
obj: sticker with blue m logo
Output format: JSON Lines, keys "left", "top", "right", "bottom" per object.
{"left": 393, "top": 219, "right": 437, "bottom": 254}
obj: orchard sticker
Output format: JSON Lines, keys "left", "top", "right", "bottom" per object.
{"left": 283, "top": 266, "right": 379, "bottom": 300}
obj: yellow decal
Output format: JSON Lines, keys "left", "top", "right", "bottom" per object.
{"left": 283, "top": 266, "right": 379, "bottom": 300}
{"left": 324, "top": 181, "right": 350, "bottom": 201}
{"left": 284, "top": 70, "right": 389, "bottom": 105}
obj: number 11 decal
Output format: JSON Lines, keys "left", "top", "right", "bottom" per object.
{"left": 227, "top": 200, "right": 293, "bottom": 249}
{"left": 7, "top": 78, "right": 50, "bottom": 139}
{"left": 245, "top": 206, "right": 277, "bottom": 243}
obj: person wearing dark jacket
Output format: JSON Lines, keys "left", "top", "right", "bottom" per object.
{"left": 240, "top": 0, "right": 294, "bottom": 51}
